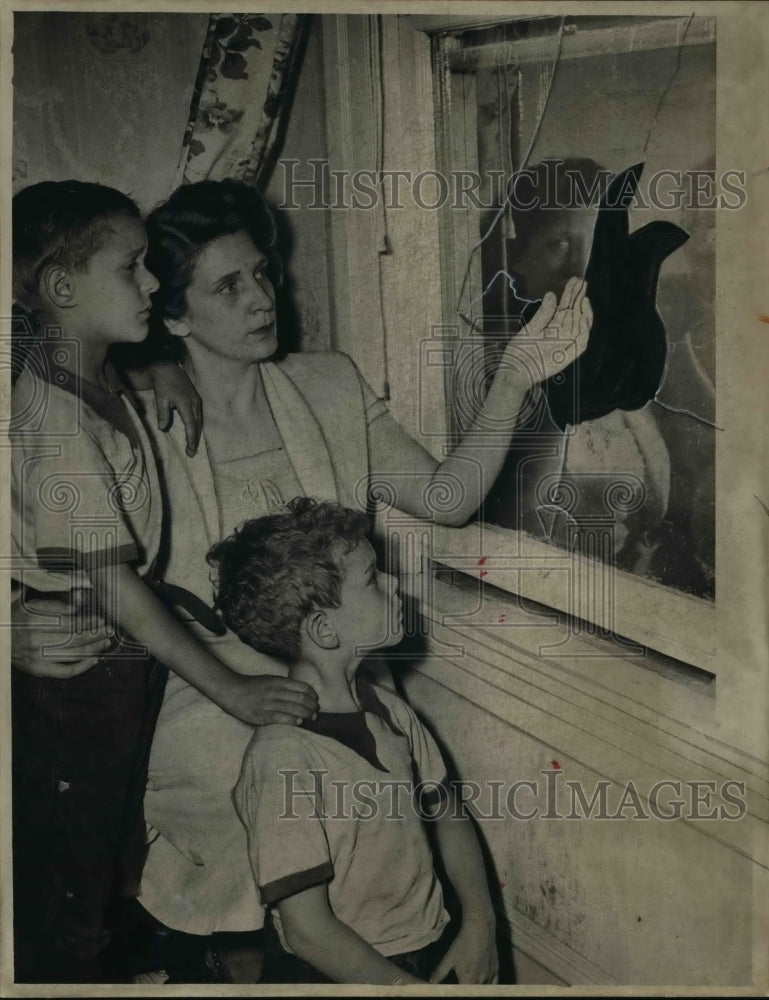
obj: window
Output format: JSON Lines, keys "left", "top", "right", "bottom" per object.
{"left": 320, "top": 11, "right": 765, "bottom": 704}
{"left": 422, "top": 14, "right": 719, "bottom": 669}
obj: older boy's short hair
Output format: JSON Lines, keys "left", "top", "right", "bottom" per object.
{"left": 12, "top": 180, "right": 141, "bottom": 313}
{"left": 208, "top": 497, "right": 370, "bottom": 662}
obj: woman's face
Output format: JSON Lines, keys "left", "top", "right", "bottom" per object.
{"left": 168, "top": 229, "right": 277, "bottom": 363}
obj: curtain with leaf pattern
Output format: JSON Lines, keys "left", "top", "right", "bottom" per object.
{"left": 172, "top": 12, "right": 308, "bottom": 188}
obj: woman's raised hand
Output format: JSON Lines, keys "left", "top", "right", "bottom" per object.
{"left": 500, "top": 276, "right": 593, "bottom": 390}
{"left": 216, "top": 673, "right": 319, "bottom": 727}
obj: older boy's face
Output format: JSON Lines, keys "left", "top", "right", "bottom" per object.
{"left": 329, "top": 539, "right": 403, "bottom": 655}
{"left": 73, "top": 215, "right": 158, "bottom": 348}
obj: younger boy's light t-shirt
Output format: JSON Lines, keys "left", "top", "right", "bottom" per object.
{"left": 234, "top": 682, "right": 450, "bottom": 959}
{"left": 11, "top": 358, "right": 162, "bottom": 595}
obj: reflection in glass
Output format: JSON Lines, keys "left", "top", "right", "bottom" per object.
{"left": 435, "top": 15, "right": 716, "bottom": 599}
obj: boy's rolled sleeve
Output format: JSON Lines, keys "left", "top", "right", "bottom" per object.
{"left": 14, "top": 433, "right": 140, "bottom": 584}
{"left": 234, "top": 734, "right": 333, "bottom": 907}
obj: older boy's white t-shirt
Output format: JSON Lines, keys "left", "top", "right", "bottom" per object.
{"left": 234, "top": 682, "right": 450, "bottom": 958}
{"left": 11, "top": 361, "right": 162, "bottom": 594}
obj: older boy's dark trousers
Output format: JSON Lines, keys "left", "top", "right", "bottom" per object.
{"left": 12, "top": 645, "right": 166, "bottom": 983}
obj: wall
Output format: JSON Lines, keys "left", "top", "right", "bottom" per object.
{"left": 397, "top": 574, "right": 760, "bottom": 986}
{"left": 12, "top": 12, "right": 208, "bottom": 211}
{"left": 264, "top": 16, "right": 333, "bottom": 353}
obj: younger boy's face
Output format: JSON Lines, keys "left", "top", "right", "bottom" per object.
{"left": 330, "top": 539, "right": 403, "bottom": 654}
{"left": 72, "top": 215, "right": 158, "bottom": 349}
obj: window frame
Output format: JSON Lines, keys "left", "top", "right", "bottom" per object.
{"left": 422, "top": 12, "right": 719, "bottom": 673}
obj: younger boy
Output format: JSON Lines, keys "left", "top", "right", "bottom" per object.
{"left": 209, "top": 497, "right": 498, "bottom": 984}
{"left": 10, "top": 181, "right": 316, "bottom": 982}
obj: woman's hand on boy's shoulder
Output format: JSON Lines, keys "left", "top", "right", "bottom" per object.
{"left": 215, "top": 673, "right": 319, "bottom": 728}
{"left": 429, "top": 907, "right": 499, "bottom": 984}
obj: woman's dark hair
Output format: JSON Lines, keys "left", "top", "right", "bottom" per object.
{"left": 145, "top": 178, "right": 283, "bottom": 322}
{"left": 118, "top": 179, "right": 286, "bottom": 366}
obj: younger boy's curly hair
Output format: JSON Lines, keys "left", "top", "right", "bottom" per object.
{"left": 207, "top": 497, "right": 371, "bottom": 663}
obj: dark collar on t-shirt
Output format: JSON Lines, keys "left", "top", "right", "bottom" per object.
{"left": 38, "top": 346, "right": 140, "bottom": 447}
{"left": 301, "top": 679, "right": 403, "bottom": 773}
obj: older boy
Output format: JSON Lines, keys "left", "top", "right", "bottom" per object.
{"left": 209, "top": 497, "right": 498, "bottom": 984}
{"left": 10, "top": 181, "right": 316, "bottom": 982}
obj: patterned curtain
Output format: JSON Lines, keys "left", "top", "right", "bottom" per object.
{"left": 172, "top": 12, "right": 308, "bottom": 187}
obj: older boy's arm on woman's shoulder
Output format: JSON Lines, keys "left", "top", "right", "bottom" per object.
{"left": 118, "top": 360, "right": 203, "bottom": 457}
{"left": 88, "top": 562, "right": 317, "bottom": 726}
{"left": 277, "top": 883, "right": 424, "bottom": 985}
{"left": 428, "top": 792, "right": 498, "bottom": 984}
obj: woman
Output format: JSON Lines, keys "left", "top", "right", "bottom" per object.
{"left": 12, "top": 179, "right": 591, "bottom": 981}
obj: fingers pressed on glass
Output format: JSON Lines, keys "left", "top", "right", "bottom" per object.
{"left": 560, "top": 276, "right": 579, "bottom": 305}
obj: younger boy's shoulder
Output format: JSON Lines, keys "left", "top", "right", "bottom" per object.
{"left": 360, "top": 679, "right": 419, "bottom": 730}
{"left": 244, "top": 722, "right": 325, "bottom": 769}
{"left": 254, "top": 720, "right": 316, "bottom": 742}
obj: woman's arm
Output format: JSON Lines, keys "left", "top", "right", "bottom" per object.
{"left": 277, "top": 884, "right": 424, "bottom": 985}
{"left": 368, "top": 278, "right": 591, "bottom": 526}
{"left": 89, "top": 562, "right": 317, "bottom": 726}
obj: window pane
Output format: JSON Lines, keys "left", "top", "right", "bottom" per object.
{"left": 435, "top": 15, "right": 716, "bottom": 601}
